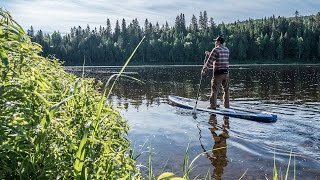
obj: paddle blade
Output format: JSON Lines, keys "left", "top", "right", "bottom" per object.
{"left": 192, "top": 111, "right": 197, "bottom": 119}
{"left": 192, "top": 106, "right": 197, "bottom": 116}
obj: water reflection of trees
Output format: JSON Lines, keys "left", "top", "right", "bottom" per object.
{"left": 230, "top": 65, "right": 319, "bottom": 102}
{"left": 66, "top": 65, "right": 320, "bottom": 109}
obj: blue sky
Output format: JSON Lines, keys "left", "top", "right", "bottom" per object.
{"left": 1, "top": 0, "right": 320, "bottom": 33}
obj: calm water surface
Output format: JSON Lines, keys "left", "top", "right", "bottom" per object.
{"left": 67, "top": 65, "right": 320, "bottom": 179}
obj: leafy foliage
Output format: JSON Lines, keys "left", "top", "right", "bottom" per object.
{"left": 0, "top": 8, "right": 139, "bottom": 179}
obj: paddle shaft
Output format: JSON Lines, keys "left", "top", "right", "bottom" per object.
{"left": 193, "top": 74, "right": 203, "bottom": 112}
{"left": 193, "top": 54, "right": 208, "bottom": 113}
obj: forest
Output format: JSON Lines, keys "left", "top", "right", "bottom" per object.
{"left": 27, "top": 11, "right": 320, "bottom": 65}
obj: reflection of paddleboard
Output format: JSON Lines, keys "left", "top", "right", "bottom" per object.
{"left": 168, "top": 95, "right": 277, "bottom": 123}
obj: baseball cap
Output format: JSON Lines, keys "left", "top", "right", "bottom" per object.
{"left": 213, "top": 36, "right": 225, "bottom": 44}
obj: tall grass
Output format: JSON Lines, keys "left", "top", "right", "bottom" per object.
{"left": 154, "top": 147, "right": 295, "bottom": 180}
{"left": 0, "top": 8, "right": 143, "bottom": 179}
{"left": 272, "top": 149, "right": 295, "bottom": 180}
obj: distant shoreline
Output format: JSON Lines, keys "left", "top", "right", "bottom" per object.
{"left": 64, "top": 64, "right": 320, "bottom": 69}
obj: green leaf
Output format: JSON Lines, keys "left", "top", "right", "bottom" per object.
{"left": 20, "top": 43, "right": 29, "bottom": 50}
{"left": 285, "top": 149, "right": 293, "bottom": 180}
{"left": 0, "top": 51, "right": 8, "bottom": 64}
{"left": 273, "top": 150, "right": 278, "bottom": 180}
{"left": 32, "top": 91, "right": 51, "bottom": 106}
{"left": 74, "top": 131, "right": 88, "bottom": 178}
{"left": 50, "top": 94, "right": 75, "bottom": 111}
{"left": 157, "top": 172, "right": 175, "bottom": 180}
{"left": 169, "top": 178, "right": 186, "bottom": 180}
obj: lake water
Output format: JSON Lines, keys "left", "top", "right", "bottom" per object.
{"left": 66, "top": 65, "right": 320, "bottom": 179}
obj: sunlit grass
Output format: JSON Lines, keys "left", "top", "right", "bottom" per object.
{"left": 272, "top": 149, "right": 295, "bottom": 180}
{"left": 0, "top": 8, "right": 144, "bottom": 179}
{"left": 138, "top": 141, "right": 295, "bottom": 180}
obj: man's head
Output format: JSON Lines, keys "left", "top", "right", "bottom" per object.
{"left": 214, "top": 36, "right": 225, "bottom": 46}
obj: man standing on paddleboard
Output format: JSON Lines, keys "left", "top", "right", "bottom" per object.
{"left": 202, "top": 36, "right": 230, "bottom": 109}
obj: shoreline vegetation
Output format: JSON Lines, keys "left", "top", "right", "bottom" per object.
{"left": 27, "top": 10, "right": 320, "bottom": 66}
{"left": 0, "top": 9, "right": 140, "bottom": 179}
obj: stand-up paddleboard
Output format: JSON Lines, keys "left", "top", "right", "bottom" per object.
{"left": 168, "top": 95, "right": 277, "bottom": 123}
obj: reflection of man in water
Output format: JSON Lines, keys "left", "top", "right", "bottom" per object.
{"left": 207, "top": 114, "right": 230, "bottom": 180}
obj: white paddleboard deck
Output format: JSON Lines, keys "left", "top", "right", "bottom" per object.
{"left": 168, "top": 95, "right": 277, "bottom": 122}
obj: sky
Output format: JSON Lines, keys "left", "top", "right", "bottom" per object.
{"left": 1, "top": 0, "right": 320, "bottom": 34}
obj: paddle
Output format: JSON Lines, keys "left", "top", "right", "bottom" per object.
{"left": 192, "top": 54, "right": 208, "bottom": 116}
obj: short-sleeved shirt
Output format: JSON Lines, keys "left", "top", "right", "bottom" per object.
{"left": 204, "top": 45, "right": 229, "bottom": 72}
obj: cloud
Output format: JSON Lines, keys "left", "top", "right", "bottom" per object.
{"left": 2, "top": 0, "right": 320, "bottom": 33}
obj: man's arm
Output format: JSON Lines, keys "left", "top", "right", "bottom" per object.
{"left": 202, "top": 48, "right": 216, "bottom": 75}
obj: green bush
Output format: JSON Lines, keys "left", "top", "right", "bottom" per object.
{"left": 0, "top": 9, "right": 138, "bottom": 179}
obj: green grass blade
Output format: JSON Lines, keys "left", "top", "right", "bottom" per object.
{"left": 148, "top": 143, "right": 153, "bottom": 180}
{"left": 82, "top": 55, "right": 86, "bottom": 79}
{"left": 157, "top": 172, "right": 175, "bottom": 180}
{"left": 238, "top": 169, "right": 248, "bottom": 180}
{"left": 182, "top": 142, "right": 190, "bottom": 178}
{"left": 205, "top": 169, "right": 211, "bottom": 180}
{"left": 32, "top": 91, "right": 51, "bottom": 106}
{"left": 74, "top": 131, "right": 88, "bottom": 179}
{"left": 107, "top": 36, "right": 145, "bottom": 98}
{"left": 118, "top": 74, "right": 145, "bottom": 84}
{"left": 285, "top": 149, "right": 292, "bottom": 180}
{"left": 160, "top": 159, "right": 169, "bottom": 175}
{"left": 170, "top": 177, "right": 186, "bottom": 180}
{"left": 50, "top": 94, "right": 75, "bottom": 111}
{"left": 294, "top": 154, "right": 296, "bottom": 180}
{"left": 273, "top": 149, "right": 278, "bottom": 180}
{"left": 187, "top": 146, "right": 226, "bottom": 174}
{"left": 133, "top": 138, "right": 149, "bottom": 160}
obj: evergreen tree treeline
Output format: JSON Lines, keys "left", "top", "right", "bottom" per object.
{"left": 28, "top": 11, "right": 320, "bottom": 65}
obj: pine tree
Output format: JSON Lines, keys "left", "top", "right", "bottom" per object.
{"left": 199, "top": 11, "right": 203, "bottom": 30}
{"left": 121, "top": 18, "right": 127, "bottom": 35}
{"left": 174, "top": 15, "right": 181, "bottom": 34}
{"left": 144, "top": 18, "right": 150, "bottom": 35}
{"left": 190, "top": 14, "right": 198, "bottom": 32}
{"left": 202, "top": 11, "right": 208, "bottom": 30}
{"left": 294, "top": 10, "right": 299, "bottom": 18}
{"left": 179, "top": 13, "right": 186, "bottom": 34}
{"left": 182, "top": 14, "right": 186, "bottom": 26}
{"left": 85, "top": 24, "right": 90, "bottom": 36}
{"left": 155, "top": 22, "right": 160, "bottom": 33}
{"left": 106, "top": 18, "right": 112, "bottom": 37}
{"left": 35, "top": 30, "right": 44, "bottom": 44}
{"left": 52, "top": 31, "right": 62, "bottom": 47}
{"left": 165, "top": 21, "right": 170, "bottom": 31}
{"left": 114, "top": 20, "right": 120, "bottom": 40}
{"left": 209, "top": 17, "right": 217, "bottom": 35}
{"left": 27, "top": 26, "right": 34, "bottom": 37}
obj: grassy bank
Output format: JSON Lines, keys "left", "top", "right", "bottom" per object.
{"left": 0, "top": 9, "right": 139, "bottom": 179}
